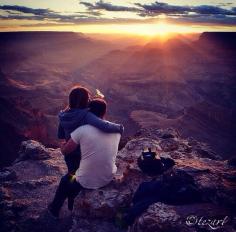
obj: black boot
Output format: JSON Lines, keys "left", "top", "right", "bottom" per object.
{"left": 68, "top": 197, "right": 74, "bottom": 211}
{"left": 48, "top": 203, "right": 59, "bottom": 219}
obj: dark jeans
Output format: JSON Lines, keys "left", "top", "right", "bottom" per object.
{"left": 64, "top": 150, "right": 81, "bottom": 175}
{"left": 124, "top": 179, "right": 202, "bottom": 225}
{"left": 124, "top": 181, "right": 162, "bottom": 225}
{"left": 50, "top": 174, "right": 83, "bottom": 215}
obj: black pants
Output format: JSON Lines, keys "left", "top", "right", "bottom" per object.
{"left": 64, "top": 150, "right": 81, "bottom": 175}
{"left": 124, "top": 180, "right": 202, "bottom": 225}
{"left": 50, "top": 174, "right": 83, "bottom": 214}
{"left": 124, "top": 181, "right": 162, "bottom": 225}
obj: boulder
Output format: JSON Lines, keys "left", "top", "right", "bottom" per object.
{"left": 16, "top": 140, "right": 51, "bottom": 162}
{"left": 0, "top": 141, "right": 67, "bottom": 232}
{"left": 159, "top": 139, "right": 179, "bottom": 152}
{"left": 130, "top": 202, "right": 233, "bottom": 232}
{"left": 160, "top": 128, "right": 180, "bottom": 139}
{"left": 0, "top": 168, "right": 17, "bottom": 182}
{"left": 130, "top": 203, "right": 182, "bottom": 232}
{"left": 74, "top": 166, "right": 150, "bottom": 220}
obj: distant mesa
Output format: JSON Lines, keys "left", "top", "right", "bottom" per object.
{"left": 198, "top": 32, "right": 236, "bottom": 49}
{"left": 0, "top": 31, "right": 88, "bottom": 43}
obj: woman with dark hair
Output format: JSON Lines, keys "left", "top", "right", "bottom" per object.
{"left": 58, "top": 85, "right": 123, "bottom": 177}
{"left": 68, "top": 86, "right": 90, "bottom": 109}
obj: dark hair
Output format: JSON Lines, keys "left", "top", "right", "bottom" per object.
{"left": 69, "top": 85, "right": 90, "bottom": 109}
{"left": 89, "top": 98, "right": 107, "bottom": 118}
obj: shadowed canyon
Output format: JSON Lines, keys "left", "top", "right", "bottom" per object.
{"left": 0, "top": 31, "right": 236, "bottom": 167}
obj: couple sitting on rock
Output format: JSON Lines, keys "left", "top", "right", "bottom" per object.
{"left": 48, "top": 85, "right": 124, "bottom": 218}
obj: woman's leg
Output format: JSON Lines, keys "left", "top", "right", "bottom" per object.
{"left": 64, "top": 151, "right": 81, "bottom": 175}
{"left": 49, "top": 175, "right": 70, "bottom": 217}
{"left": 50, "top": 174, "right": 83, "bottom": 216}
{"left": 67, "top": 178, "right": 83, "bottom": 211}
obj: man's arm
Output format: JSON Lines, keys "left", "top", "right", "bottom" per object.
{"left": 61, "top": 138, "right": 78, "bottom": 156}
{"left": 61, "top": 127, "right": 81, "bottom": 155}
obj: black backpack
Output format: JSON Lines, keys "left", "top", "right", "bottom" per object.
{"left": 137, "top": 148, "right": 175, "bottom": 176}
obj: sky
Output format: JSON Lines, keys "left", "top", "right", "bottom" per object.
{"left": 0, "top": 0, "right": 236, "bottom": 35}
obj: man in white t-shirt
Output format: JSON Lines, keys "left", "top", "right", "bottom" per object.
{"left": 49, "top": 99, "right": 122, "bottom": 217}
{"left": 71, "top": 123, "right": 121, "bottom": 189}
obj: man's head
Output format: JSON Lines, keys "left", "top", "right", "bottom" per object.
{"left": 89, "top": 98, "right": 107, "bottom": 118}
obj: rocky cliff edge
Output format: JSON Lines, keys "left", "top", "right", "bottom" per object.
{"left": 1, "top": 128, "right": 236, "bottom": 232}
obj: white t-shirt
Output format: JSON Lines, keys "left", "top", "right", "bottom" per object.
{"left": 71, "top": 125, "right": 121, "bottom": 189}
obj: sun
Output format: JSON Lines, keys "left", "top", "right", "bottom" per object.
{"left": 126, "top": 22, "right": 171, "bottom": 37}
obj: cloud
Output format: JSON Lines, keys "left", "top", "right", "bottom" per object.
{"left": 0, "top": 4, "right": 148, "bottom": 25}
{"left": 193, "top": 5, "right": 234, "bottom": 15}
{"left": 0, "top": 5, "right": 54, "bottom": 15}
{"left": 218, "top": 2, "right": 234, "bottom": 7}
{"left": 136, "top": 1, "right": 236, "bottom": 17}
{"left": 80, "top": 0, "right": 139, "bottom": 12}
{"left": 171, "top": 14, "right": 236, "bottom": 26}
{"left": 231, "top": 7, "right": 236, "bottom": 13}
{"left": 135, "top": 2, "right": 190, "bottom": 15}
{"left": 80, "top": 2, "right": 94, "bottom": 9}
{"left": 0, "top": 2, "right": 236, "bottom": 28}
{"left": 0, "top": 4, "right": 103, "bottom": 22}
{"left": 75, "top": 10, "right": 103, "bottom": 16}
{"left": 80, "top": 1, "right": 236, "bottom": 19}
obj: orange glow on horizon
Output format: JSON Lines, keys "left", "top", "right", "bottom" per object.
{"left": 69, "top": 22, "right": 198, "bottom": 37}
{"left": 1, "top": 20, "right": 236, "bottom": 38}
